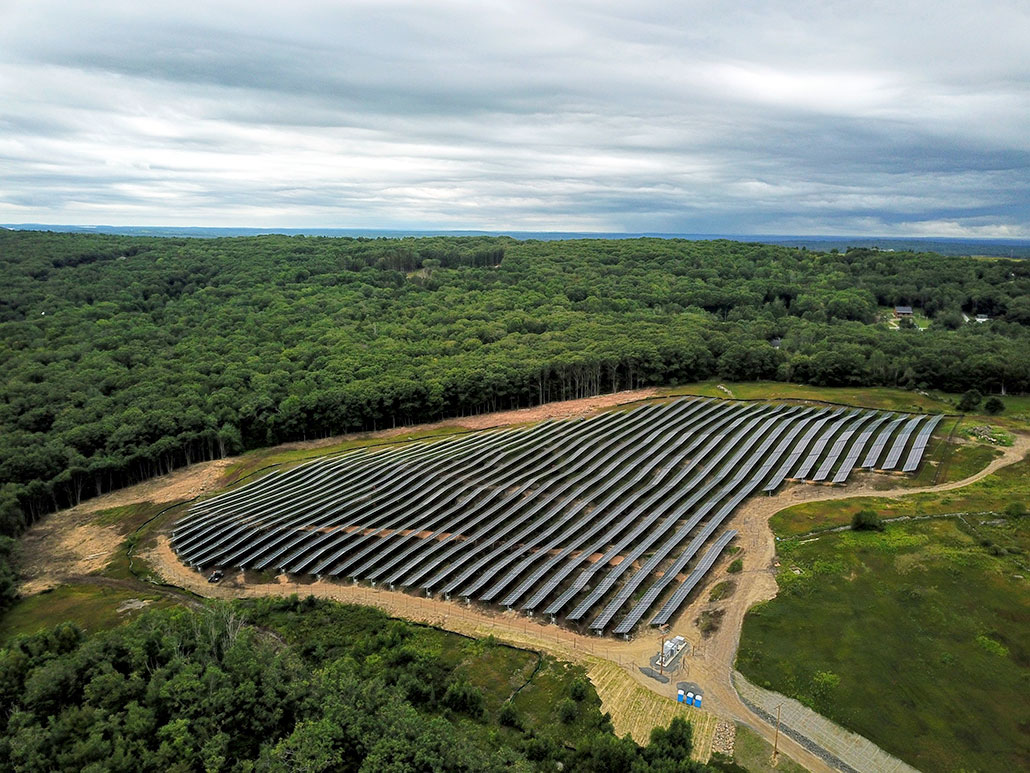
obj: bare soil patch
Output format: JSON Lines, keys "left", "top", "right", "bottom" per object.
{"left": 81, "top": 459, "right": 233, "bottom": 514}
{"left": 18, "top": 521, "right": 126, "bottom": 595}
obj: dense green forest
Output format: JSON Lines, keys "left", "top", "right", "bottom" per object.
{"left": 2, "top": 230, "right": 1030, "bottom": 609}
{"left": 0, "top": 598, "right": 731, "bottom": 772}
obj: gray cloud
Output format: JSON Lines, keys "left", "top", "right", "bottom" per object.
{"left": 1, "top": 0, "right": 1028, "bottom": 235}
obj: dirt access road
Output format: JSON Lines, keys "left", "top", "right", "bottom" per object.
{"left": 20, "top": 387, "right": 1029, "bottom": 771}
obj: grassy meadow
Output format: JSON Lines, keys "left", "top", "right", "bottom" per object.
{"left": 739, "top": 513, "right": 1030, "bottom": 773}
{"left": 772, "top": 455, "right": 1030, "bottom": 537}
{"left": 0, "top": 584, "right": 174, "bottom": 643}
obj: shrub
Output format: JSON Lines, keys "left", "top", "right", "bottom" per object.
{"left": 499, "top": 702, "right": 522, "bottom": 729}
{"left": 975, "top": 635, "right": 1009, "bottom": 657}
{"left": 697, "top": 610, "right": 723, "bottom": 636}
{"left": 1003, "top": 502, "right": 1026, "bottom": 518}
{"left": 727, "top": 558, "right": 743, "bottom": 573}
{"left": 956, "top": 389, "right": 982, "bottom": 413}
{"left": 557, "top": 698, "right": 578, "bottom": 724}
{"left": 709, "top": 581, "right": 735, "bottom": 602}
{"left": 442, "top": 679, "right": 485, "bottom": 718}
{"left": 983, "top": 396, "right": 1005, "bottom": 415}
{"left": 851, "top": 509, "right": 884, "bottom": 531}
{"left": 645, "top": 716, "right": 694, "bottom": 762}
{"left": 569, "top": 677, "right": 590, "bottom": 701}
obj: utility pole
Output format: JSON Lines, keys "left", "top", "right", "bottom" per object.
{"left": 659, "top": 634, "right": 665, "bottom": 676}
{"left": 773, "top": 703, "right": 782, "bottom": 765}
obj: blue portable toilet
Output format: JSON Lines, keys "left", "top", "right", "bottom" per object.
{"left": 693, "top": 694, "right": 702, "bottom": 708}
{"left": 677, "top": 690, "right": 684, "bottom": 703}
{"left": 686, "top": 692, "right": 694, "bottom": 705}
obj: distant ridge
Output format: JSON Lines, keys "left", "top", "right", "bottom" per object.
{"left": 4, "top": 223, "right": 1029, "bottom": 258}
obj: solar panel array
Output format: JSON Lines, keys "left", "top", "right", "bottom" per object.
{"left": 173, "top": 397, "right": 944, "bottom": 636}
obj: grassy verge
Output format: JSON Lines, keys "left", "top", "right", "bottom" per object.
{"left": 933, "top": 442, "right": 1004, "bottom": 484}
{"left": 219, "top": 424, "right": 476, "bottom": 485}
{"left": 738, "top": 517, "right": 1030, "bottom": 773}
{"left": 771, "top": 455, "right": 1029, "bottom": 537}
{"left": 0, "top": 584, "right": 175, "bottom": 644}
{"left": 730, "top": 724, "right": 808, "bottom": 773}
{"left": 97, "top": 499, "right": 186, "bottom": 582}
{"left": 660, "top": 381, "right": 954, "bottom": 414}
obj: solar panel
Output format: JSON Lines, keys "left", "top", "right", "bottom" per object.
{"left": 594, "top": 408, "right": 806, "bottom": 631}
{"left": 861, "top": 416, "right": 907, "bottom": 468}
{"left": 812, "top": 412, "right": 878, "bottom": 481}
{"left": 831, "top": 413, "right": 892, "bottom": 484}
{"left": 901, "top": 415, "right": 944, "bottom": 472}
{"left": 171, "top": 392, "right": 941, "bottom": 638}
{"left": 648, "top": 529, "right": 737, "bottom": 627}
{"left": 572, "top": 405, "right": 796, "bottom": 625}
{"left": 791, "top": 409, "right": 861, "bottom": 480}
{"left": 762, "top": 407, "right": 847, "bottom": 492}
{"left": 880, "top": 416, "right": 923, "bottom": 470}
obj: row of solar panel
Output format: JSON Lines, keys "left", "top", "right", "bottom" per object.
{"left": 173, "top": 398, "right": 943, "bottom": 634}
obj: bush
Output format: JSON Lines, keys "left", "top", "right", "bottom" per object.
{"left": 727, "top": 558, "right": 743, "bottom": 573}
{"left": 569, "top": 677, "right": 590, "bottom": 701}
{"left": 1004, "top": 502, "right": 1027, "bottom": 518}
{"left": 557, "top": 698, "right": 578, "bottom": 724}
{"left": 644, "top": 716, "right": 694, "bottom": 763}
{"left": 957, "top": 389, "right": 983, "bottom": 413}
{"left": 499, "top": 702, "right": 522, "bottom": 730}
{"left": 442, "top": 679, "right": 485, "bottom": 718}
{"left": 851, "top": 509, "right": 885, "bottom": 531}
{"left": 984, "top": 396, "right": 1005, "bottom": 414}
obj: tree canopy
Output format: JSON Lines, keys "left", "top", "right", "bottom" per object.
{"left": 0, "top": 598, "right": 729, "bottom": 772}
{"left": 2, "top": 231, "right": 1029, "bottom": 610}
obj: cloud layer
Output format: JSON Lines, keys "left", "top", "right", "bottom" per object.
{"left": 2, "top": 1, "right": 1028, "bottom": 235}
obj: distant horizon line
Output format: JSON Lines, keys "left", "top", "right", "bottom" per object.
{"left": 5, "top": 223, "right": 1030, "bottom": 244}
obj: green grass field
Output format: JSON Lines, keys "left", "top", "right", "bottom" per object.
{"left": 662, "top": 381, "right": 955, "bottom": 414}
{"left": 771, "top": 455, "right": 1029, "bottom": 536}
{"left": 738, "top": 517, "right": 1030, "bottom": 773}
{"left": 729, "top": 724, "right": 808, "bottom": 773}
{"left": 932, "top": 442, "right": 1004, "bottom": 483}
{"left": 0, "top": 584, "right": 175, "bottom": 644}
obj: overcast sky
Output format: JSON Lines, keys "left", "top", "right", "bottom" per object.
{"left": 1, "top": 1, "right": 1028, "bottom": 235}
